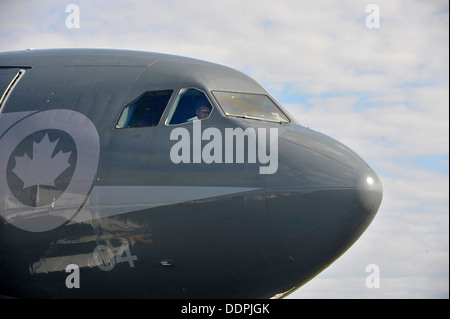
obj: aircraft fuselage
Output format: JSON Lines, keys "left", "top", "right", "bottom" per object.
{"left": 0, "top": 49, "right": 382, "bottom": 298}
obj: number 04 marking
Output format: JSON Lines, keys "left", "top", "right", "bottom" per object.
{"left": 93, "top": 240, "right": 137, "bottom": 271}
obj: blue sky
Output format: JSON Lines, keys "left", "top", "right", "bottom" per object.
{"left": 0, "top": 0, "right": 448, "bottom": 298}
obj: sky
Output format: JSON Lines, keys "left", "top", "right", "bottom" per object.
{"left": 0, "top": 0, "right": 448, "bottom": 298}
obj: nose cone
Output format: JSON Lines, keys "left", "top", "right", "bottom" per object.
{"left": 266, "top": 126, "right": 382, "bottom": 285}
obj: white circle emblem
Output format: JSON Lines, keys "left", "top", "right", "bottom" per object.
{"left": 0, "top": 110, "right": 100, "bottom": 232}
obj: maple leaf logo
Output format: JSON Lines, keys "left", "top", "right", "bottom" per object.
{"left": 12, "top": 133, "right": 72, "bottom": 190}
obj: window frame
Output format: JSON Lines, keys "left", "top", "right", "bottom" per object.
{"left": 164, "top": 87, "right": 215, "bottom": 126}
{"left": 211, "top": 90, "right": 291, "bottom": 124}
{"left": 0, "top": 68, "right": 27, "bottom": 115}
{"left": 115, "top": 89, "right": 174, "bottom": 129}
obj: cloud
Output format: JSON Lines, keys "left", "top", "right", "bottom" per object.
{"left": 284, "top": 83, "right": 449, "bottom": 161}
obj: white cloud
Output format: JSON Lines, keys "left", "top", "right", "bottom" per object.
{"left": 283, "top": 79, "right": 449, "bottom": 162}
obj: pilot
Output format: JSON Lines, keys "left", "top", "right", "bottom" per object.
{"left": 195, "top": 104, "right": 211, "bottom": 119}
{"left": 188, "top": 101, "right": 211, "bottom": 121}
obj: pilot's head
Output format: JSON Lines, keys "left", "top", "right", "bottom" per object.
{"left": 195, "top": 104, "right": 211, "bottom": 119}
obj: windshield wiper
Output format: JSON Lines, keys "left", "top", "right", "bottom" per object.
{"left": 228, "top": 114, "right": 288, "bottom": 124}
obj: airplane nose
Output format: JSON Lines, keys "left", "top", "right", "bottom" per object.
{"left": 266, "top": 126, "right": 383, "bottom": 283}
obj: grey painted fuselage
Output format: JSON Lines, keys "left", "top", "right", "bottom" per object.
{"left": 0, "top": 49, "right": 382, "bottom": 298}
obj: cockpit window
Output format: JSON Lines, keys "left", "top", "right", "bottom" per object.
{"left": 116, "top": 90, "right": 173, "bottom": 128}
{"left": 212, "top": 91, "right": 290, "bottom": 123}
{"left": 166, "top": 88, "right": 213, "bottom": 125}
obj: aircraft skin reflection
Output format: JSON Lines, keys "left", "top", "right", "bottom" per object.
{"left": 0, "top": 49, "right": 382, "bottom": 298}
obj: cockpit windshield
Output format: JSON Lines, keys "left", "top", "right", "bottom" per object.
{"left": 212, "top": 91, "right": 290, "bottom": 124}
